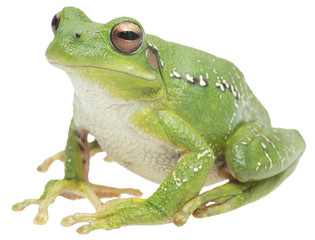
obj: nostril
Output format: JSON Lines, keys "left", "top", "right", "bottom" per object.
{"left": 51, "top": 12, "right": 61, "bottom": 33}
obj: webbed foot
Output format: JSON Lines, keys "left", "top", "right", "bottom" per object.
{"left": 61, "top": 198, "right": 170, "bottom": 234}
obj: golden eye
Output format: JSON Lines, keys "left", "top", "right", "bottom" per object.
{"left": 110, "top": 22, "right": 143, "bottom": 54}
{"left": 51, "top": 12, "right": 61, "bottom": 33}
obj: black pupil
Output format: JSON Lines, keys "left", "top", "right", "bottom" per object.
{"left": 117, "top": 31, "right": 139, "bottom": 40}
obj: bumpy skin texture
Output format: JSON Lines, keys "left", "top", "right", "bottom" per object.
{"left": 13, "top": 7, "right": 305, "bottom": 233}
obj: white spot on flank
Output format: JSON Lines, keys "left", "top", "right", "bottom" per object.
{"left": 225, "top": 112, "right": 236, "bottom": 140}
{"left": 258, "top": 135, "right": 276, "bottom": 149}
{"left": 273, "top": 135, "right": 281, "bottom": 142}
{"left": 160, "top": 59, "right": 164, "bottom": 67}
{"left": 277, "top": 149, "right": 285, "bottom": 166}
{"left": 172, "top": 171, "right": 182, "bottom": 187}
{"left": 230, "top": 85, "right": 238, "bottom": 98}
{"left": 258, "top": 134, "right": 281, "bottom": 168}
{"left": 153, "top": 44, "right": 158, "bottom": 51}
{"left": 215, "top": 82, "right": 225, "bottom": 92}
{"left": 222, "top": 79, "right": 229, "bottom": 88}
{"left": 265, "top": 151, "right": 273, "bottom": 169}
{"left": 245, "top": 135, "right": 251, "bottom": 141}
{"left": 284, "top": 145, "right": 292, "bottom": 153}
{"left": 248, "top": 127, "right": 258, "bottom": 135}
{"left": 230, "top": 75, "right": 241, "bottom": 100}
{"left": 197, "top": 149, "right": 212, "bottom": 160}
{"left": 284, "top": 148, "right": 289, "bottom": 159}
{"left": 172, "top": 69, "right": 181, "bottom": 78}
{"left": 256, "top": 162, "right": 262, "bottom": 171}
{"left": 199, "top": 75, "right": 207, "bottom": 87}
{"left": 185, "top": 74, "right": 195, "bottom": 83}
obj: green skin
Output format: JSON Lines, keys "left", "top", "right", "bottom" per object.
{"left": 13, "top": 7, "right": 305, "bottom": 234}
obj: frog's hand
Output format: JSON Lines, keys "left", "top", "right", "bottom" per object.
{"left": 36, "top": 150, "right": 64, "bottom": 173}
{"left": 174, "top": 122, "right": 305, "bottom": 225}
{"left": 12, "top": 119, "right": 142, "bottom": 225}
{"left": 61, "top": 110, "right": 217, "bottom": 233}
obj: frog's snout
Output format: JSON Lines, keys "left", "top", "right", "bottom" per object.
{"left": 51, "top": 11, "right": 61, "bottom": 34}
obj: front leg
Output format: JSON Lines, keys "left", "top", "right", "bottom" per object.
{"left": 12, "top": 119, "right": 142, "bottom": 224}
{"left": 62, "top": 110, "right": 216, "bottom": 233}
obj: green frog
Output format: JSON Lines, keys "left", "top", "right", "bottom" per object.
{"left": 12, "top": 7, "right": 305, "bottom": 234}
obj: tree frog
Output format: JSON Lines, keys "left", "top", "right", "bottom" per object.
{"left": 13, "top": 7, "right": 305, "bottom": 234}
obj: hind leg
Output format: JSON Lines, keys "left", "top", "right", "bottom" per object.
{"left": 173, "top": 122, "right": 305, "bottom": 226}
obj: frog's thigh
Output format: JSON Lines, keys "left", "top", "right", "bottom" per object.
{"left": 173, "top": 123, "right": 305, "bottom": 225}
{"left": 225, "top": 122, "right": 305, "bottom": 182}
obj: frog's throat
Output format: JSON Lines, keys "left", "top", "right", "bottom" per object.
{"left": 47, "top": 61, "right": 157, "bottom": 82}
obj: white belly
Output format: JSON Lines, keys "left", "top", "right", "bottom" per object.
{"left": 70, "top": 72, "right": 225, "bottom": 185}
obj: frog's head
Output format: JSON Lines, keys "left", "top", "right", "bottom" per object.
{"left": 46, "top": 7, "right": 165, "bottom": 101}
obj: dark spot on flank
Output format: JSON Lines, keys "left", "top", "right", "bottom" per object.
{"left": 202, "top": 79, "right": 209, "bottom": 87}
{"left": 78, "top": 143, "right": 84, "bottom": 151}
{"left": 192, "top": 77, "right": 198, "bottom": 84}
{"left": 75, "top": 131, "right": 81, "bottom": 138}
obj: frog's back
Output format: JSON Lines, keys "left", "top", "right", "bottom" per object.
{"left": 147, "top": 35, "right": 271, "bottom": 152}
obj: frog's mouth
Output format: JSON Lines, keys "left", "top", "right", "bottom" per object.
{"left": 47, "top": 59, "right": 165, "bottom": 101}
{"left": 47, "top": 60, "right": 157, "bottom": 82}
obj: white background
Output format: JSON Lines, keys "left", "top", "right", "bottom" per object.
{"left": 1, "top": 0, "right": 314, "bottom": 239}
